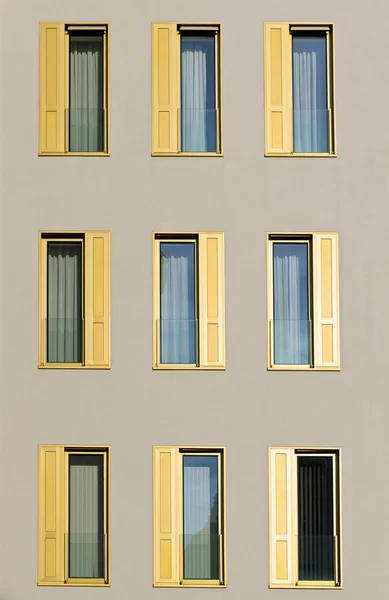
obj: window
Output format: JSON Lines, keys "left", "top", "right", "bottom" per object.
{"left": 267, "top": 233, "right": 339, "bottom": 369}
{"left": 269, "top": 447, "right": 342, "bottom": 588}
{"left": 38, "top": 231, "right": 111, "bottom": 368}
{"left": 38, "top": 445, "right": 110, "bottom": 586}
{"left": 153, "top": 446, "right": 226, "bottom": 587}
{"left": 152, "top": 23, "right": 222, "bottom": 155}
{"left": 152, "top": 232, "right": 225, "bottom": 369}
{"left": 264, "top": 23, "right": 336, "bottom": 156}
{"left": 39, "top": 23, "right": 109, "bottom": 155}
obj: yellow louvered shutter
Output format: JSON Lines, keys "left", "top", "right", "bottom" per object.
{"left": 269, "top": 448, "right": 293, "bottom": 586}
{"left": 84, "top": 231, "right": 111, "bottom": 367}
{"left": 152, "top": 23, "right": 178, "bottom": 154}
{"left": 264, "top": 23, "right": 292, "bottom": 154}
{"left": 199, "top": 232, "right": 225, "bottom": 368}
{"left": 38, "top": 446, "right": 64, "bottom": 584}
{"left": 313, "top": 233, "right": 340, "bottom": 368}
{"left": 39, "top": 23, "right": 65, "bottom": 153}
{"left": 153, "top": 447, "right": 179, "bottom": 585}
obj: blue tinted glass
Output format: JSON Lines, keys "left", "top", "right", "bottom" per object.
{"left": 160, "top": 242, "right": 196, "bottom": 364}
{"left": 183, "top": 456, "right": 219, "bottom": 580}
{"left": 292, "top": 36, "right": 329, "bottom": 153}
{"left": 273, "top": 243, "right": 310, "bottom": 365}
{"left": 181, "top": 36, "right": 216, "bottom": 152}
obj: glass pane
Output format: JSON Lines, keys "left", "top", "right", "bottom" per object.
{"left": 69, "top": 34, "right": 104, "bottom": 152}
{"left": 183, "top": 455, "right": 219, "bottom": 580}
{"left": 68, "top": 454, "right": 105, "bottom": 579}
{"left": 181, "top": 35, "right": 216, "bottom": 152}
{"left": 47, "top": 242, "right": 82, "bottom": 363}
{"left": 160, "top": 242, "right": 196, "bottom": 364}
{"left": 292, "top": 35, "right": 329, "bottom": 153}
{"left": 298, "top": 456, "right": 335, "bottom": 581}
{"left": 273, "top": 243, "right": 310, "bottom": 365}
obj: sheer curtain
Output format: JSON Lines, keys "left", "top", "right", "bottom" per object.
{"left": 273, "top": 244, "right": 309, "bottom": 365}
{"left": 298, "top": 456, "right": 335, "bottom": 581}
{"left": 181, "top": 36, "right": 216, "bottom": 152}
{"left": 160, "top": 243, "right": 196, "bottom": 364}
{"left": 293, "top": 36, "right": 328, "bottom": 153}
{"left": 183, "top": 456, "right": 218, "bottom": 580}
{"left": 69, "top": 455, "right": 104, "bottom": 579}
{"left": 47, "top": 243, "right": 82, "bottom": 363}
{"left": 69, "top": 35, "right": 104, "bottom": 152}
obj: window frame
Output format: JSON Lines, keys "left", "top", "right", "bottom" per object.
{"left": 153, "top": 446, "right": 227, "bottom": 588}
{"left": 38, "top": 445, "right": 111, "bottom": 587}
{"left": 266, "top": 232, "right": 340, "bottom": 371}
{"left": 264, "top": 22, "right": 336, "bottom": 157}
{"left": 268, "top": 447, "right": 342, "bottom": 589}
{"left": 152, "top": 231, "right": 225, "bottom": 370}
{"left": 39, "top": 22, "right": 110, "bottom": 157}
{"left": 38, "top": 230, "right": 111, "bottom": 369}
{"left": 151, "top": 22, "right": 223, "bottom": 157}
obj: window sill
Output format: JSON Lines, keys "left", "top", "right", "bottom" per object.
{"left": 38, "top": 152, "right": 110, "bottom": 157}
{"left": 265, "top": 152, "right": 337, "bottom": 158}
{"left": 38, "top": 582, "right": 111, "bottom": 587}
{"left": 269, "top": 584, "right": 343, "bottom": 590}
{"left": 152, "top": 152, "right": 223, "bottom": 157}
{"left": 153, "top": 364, "right": 226, "bottom": 370}
{"left": 268, "top": 365, "right": 340, "bottom": 371}
{"left": 39, "top": 363, "right": 111, "bottom": 369}
{"left": 153, "top": 583, "right": 226, "bottom": 588}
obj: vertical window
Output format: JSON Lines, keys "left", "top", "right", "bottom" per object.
{"left": 152, "top": 23, "right": 222, "bottom": 155}
{"left": 38, "top": 446, "right": 110, "bottom": 586}
{"left": 269, "top": 447, "right": 342, "bottom": 588}
{"left": 153, "top": 233, "right": 225, "bottom": 369}
{"left": 39, "top": 23, "right": 109, "bottom": 155}
{"left": 153, "top": 447, "right": 226, "bottom": 587}
{"left": 39, "top": 231, "right": 111, "bottom": 368}
{"left": 267, "top": 233, "right": 340, "bottom": 370}
{"left": 68, "top": 28, "right": 105, "bottom": 152}
{"left": 264, "top": 23, "right": 335, "bottom": 156}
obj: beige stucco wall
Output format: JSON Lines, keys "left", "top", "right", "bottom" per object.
{"left": 1, "top": 0, "right": 389, "bottom": 598}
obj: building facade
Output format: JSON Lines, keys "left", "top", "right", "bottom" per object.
{"left": 1, "top": 0, "right": 388, "bottom": 599}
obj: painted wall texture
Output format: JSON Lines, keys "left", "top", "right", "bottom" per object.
{"left": 1, "top": 0, "right": 388, "bottom": 598}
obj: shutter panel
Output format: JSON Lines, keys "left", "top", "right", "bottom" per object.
{"left": 269, "top": 448, "right": 293, "bottom": 586}
{"left": 39, "top": 23, "right": 65, "bottom": 153}
{"left": 153, "top": 447, "right": 179, "bottom": 585}
{"left": 313, "top": 233, "right": 340, "bottom": 368}
{"left": 38, "top": 446, "right": 64, "bottom": 584}
{"left": 152, "top": 23, "right": 178, "bottom": 154}
{"left": 199, "top": 233, "right": 225, "bottom": 368}
{"left": 84, "top": 231, "right": 111, "bottom": 367}
{"left": 264, "top": 23, "right": 292, "bottom": 154}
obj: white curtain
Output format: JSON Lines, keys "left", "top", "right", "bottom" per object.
{"left": 273, "top": 253, "right": 309, "bottom": 364}
{"left": 70, "top": 37, "right": 103, "bottom": 152}
{"left": 293, "top": 42, "right": 328, "bottom": 153}
{"left": 69, "top": 459, "right": 103, "bottom": 578}
{"left": 160, "top": 254, "right": 195, "bottom": 364}
{"left": 47, "top": 244, "right": 81, "bottom": 363}
{"left": 181, "top": 43, "right": 207, "bottom": 152}
{"left": 183, "top": 466, "right": 212, "bottom": 579}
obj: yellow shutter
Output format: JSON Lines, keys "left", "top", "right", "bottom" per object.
{"left": 38, "top": 445, "right": 64, "bottom": 584}
{"left": 264, "top": 23, "right": 292, "bottom": 154}
{"left": 313, "top": 233, "right": 340, "bottom": 368}
{"left": 269, "top": 448, "right": 293, "bottom": 586}
{"left": 153, "top": 447, "right": 179, "bottom": 585}
{"left": 199, "top": 233, "right": 225, "bottom": 368}
{"left": 152, "top": 23, "right": 178, "bottom": 154}
{"left": 84, "top": 231, "right": 111, "bottom": 367}
{"left": 39, "top": 23, "right": 65, "bottom": 154}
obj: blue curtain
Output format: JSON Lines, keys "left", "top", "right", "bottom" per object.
{"left": 160, "top": 243, "right": 196, "bottom": 364}
{"left": 273, "top": 243, "right": 310, "bottom": 364}
{"left": 293, "top": 36, "right": 329, "bottom": 153}
{"left": 181, "top": 36, "right": 216, "bottom": 152}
